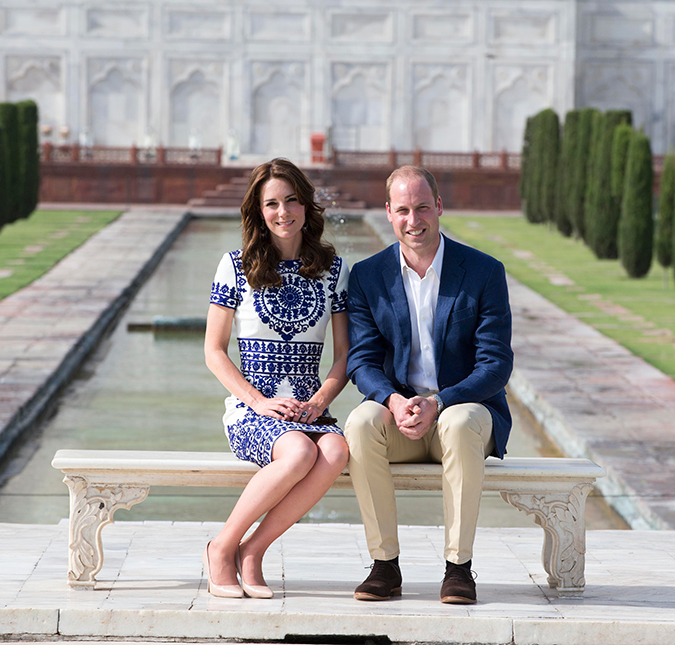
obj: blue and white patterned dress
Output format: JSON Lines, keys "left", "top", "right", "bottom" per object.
{"left": 210, "top": 250, "right": 349, "bottom": 467}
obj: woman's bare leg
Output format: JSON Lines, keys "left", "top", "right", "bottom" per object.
{"left": 239, "top": 433, "right": 349, "bottom": 586}
{"left": 207, "top": 431, "right": 319, "bottom": 586}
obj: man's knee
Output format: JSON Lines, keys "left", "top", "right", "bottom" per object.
{"left": 437, "top": 403, "right": 493, "bottom": 446}
{"left": 344, "top": 400, "right": 391, "bottom": 446}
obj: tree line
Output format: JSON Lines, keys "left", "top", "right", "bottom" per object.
{"left": 519, "top": 107, "right": 674, "bottom": 281}
{"left": 0, "top": 100, "right": 40, "bottom": 232}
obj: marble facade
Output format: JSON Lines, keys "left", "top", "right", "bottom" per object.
{"left": 0, "top": 0, "right": 673, "bottom": 160}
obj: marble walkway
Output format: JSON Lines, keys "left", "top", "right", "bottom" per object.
{"left": 0, "top": 521, "right": 674, "bottom": 645}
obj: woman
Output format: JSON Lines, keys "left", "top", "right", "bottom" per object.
{"left": 203, "top": 158, "right": 350, "bottom": 598}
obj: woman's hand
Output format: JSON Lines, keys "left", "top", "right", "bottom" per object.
{"left": 251, "top": 396, "right": 305, "bottom": 421}
{"left": 296, "top": 400, "right": 323, "bottom": 425}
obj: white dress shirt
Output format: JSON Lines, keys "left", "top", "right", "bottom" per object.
{"left": 399, "top": 235, "right": 444, "bottom": 394}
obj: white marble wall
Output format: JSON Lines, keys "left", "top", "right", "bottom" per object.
{"left": 0, "top": 1, "right": 672, "bottom": 159}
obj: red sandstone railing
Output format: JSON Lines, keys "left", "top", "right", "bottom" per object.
{"left": 333, "top": 148, "right": 522, "bottom": 171}
{"left": 40, "top": 143, "right": 222, "bottom": 166}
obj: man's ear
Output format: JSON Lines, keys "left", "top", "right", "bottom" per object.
{"left": 386, "top": 201, "right": 393, "bottom": 223}
{"left": 437, "top": 196, "right": 443, "bottom": 218}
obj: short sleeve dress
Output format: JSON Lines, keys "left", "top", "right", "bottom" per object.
{"left": 210, "top": 250, "right": 349, "bottom": 468}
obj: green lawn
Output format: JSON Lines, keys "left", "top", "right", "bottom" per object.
{"left": 0, "top": 210, "right": 122, "bottom": 301}
{"left": 441, "top": 215, "right": 675, "bottom": 379}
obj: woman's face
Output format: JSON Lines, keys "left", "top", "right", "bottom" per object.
{"left": 260, "top": 177, "right": 307, "bottom": 250}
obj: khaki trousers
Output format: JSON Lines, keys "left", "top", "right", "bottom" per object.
{"left": 344, "top": 400, "right": 494, "bottom": 565}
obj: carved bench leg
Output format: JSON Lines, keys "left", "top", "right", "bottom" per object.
{"left": 63, "top": 475, "right": 149, "bottom": 586}
{"left": 500, "top": 483, "right": 592, "bottom": 597}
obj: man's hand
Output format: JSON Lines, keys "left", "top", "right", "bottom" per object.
{"left": 387, "top": 393, "right": 438, "bottom": 440}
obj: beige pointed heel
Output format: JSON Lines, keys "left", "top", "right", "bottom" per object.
{"left": 235, "top": 546, "right": 274, "bottom": 599}
{"left": 202, "top": 541, "right": 243, "bottom": 598}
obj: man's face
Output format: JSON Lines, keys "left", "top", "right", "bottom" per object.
{"left": 386, "top": 175, "right": 442, "bottom": 257}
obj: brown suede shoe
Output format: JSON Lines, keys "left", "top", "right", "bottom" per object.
{"left": 440, "top": 562, "right": 477, "bottom": 604}
{"left": 354, "top": 560, "right": 402, "bottom": 601}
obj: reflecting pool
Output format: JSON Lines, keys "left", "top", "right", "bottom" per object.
{"left": 0, "top": 216, "right": 627, "bottom": 529}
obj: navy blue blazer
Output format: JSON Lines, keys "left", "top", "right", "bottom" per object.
{"left": 346, "top": 234, "right": 513, "bottom": 458}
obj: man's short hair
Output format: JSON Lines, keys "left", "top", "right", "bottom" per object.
{"left": 385, "top": 165, "right": 439, "bottom": 204}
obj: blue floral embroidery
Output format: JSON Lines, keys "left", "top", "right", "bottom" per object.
{"left": 239, "top": 339, "right": 323, "bottom": 398}
{"left": 253, "top": 262, "right": 326, "bottom": 341}
{"left": 210, "top": 250, "right": 247, "bottom": 308}
{"left": 328, "top": 256, "right": 348, "bottom": 313}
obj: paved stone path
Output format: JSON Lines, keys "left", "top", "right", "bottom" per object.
{"left": 0, "top": 208, "right": 189, "bottom": 461}
{"left": 0, "top": 521, "right": 673, "bottom": 645}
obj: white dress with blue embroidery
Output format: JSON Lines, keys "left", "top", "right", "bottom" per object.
{"left": 210, "top": 250, "right": 349, "bottom": 467}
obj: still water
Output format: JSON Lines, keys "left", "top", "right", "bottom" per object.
{"left": 0, "top": 217, "right": 626, "bottom": 529}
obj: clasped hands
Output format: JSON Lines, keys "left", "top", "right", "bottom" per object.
{"left": 387, "top": 392, "right": 439, "bottom": 440}
{"left": 251, "top": 396, "right": 323, "bottom": 425}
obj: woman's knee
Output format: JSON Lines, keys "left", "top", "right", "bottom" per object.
{"left": 317, "top": 433, "right": 349, "bottom": 470}
{"left": 272, "top": 432, "right": 318, "bottom": 477}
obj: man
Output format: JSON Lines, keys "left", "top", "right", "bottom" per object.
{"left": 344, "top": 166, "right": 513, "bottom": 604}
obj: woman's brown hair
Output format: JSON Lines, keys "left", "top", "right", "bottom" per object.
{"left": 240, "top": 158, "right": 336, "bottom": 289}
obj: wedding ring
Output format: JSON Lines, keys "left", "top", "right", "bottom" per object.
{"left": 301, "top": 411, "right": 308, "bottom": 417}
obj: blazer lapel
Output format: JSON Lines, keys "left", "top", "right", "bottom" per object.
{"left": 434, "top": 236, "right": 466, "bottom": 372}
{"left": 382, "top": 244, "right": 412, "bottom": 372}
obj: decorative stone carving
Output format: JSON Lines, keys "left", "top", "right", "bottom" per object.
{"left": 250, "top": 61, "right": 307, "bottom": 156}
{"left": 580, "top": 62, "right": 652, "bottom": 132}
{"left": 493, "top": 65, "right": 551, "bottom": 152}
{"left": 6, "top": 56, "right": 64, "bottom": 135}
{"left": 489, "top": 11, "right": 557, "bottom": 45}
{"left": 588, "top": 13, "right": 653, "bottom": 47}
{"left": 2, "top": 7, "right": 66, "bottom": 36}
{"left": 247, "top": 10, "right": 310, "bottom": 41}
{"left": 501, "top": 483, "right": 592, "bottom": 596}
{"left": 165, "top": 9, "right": 231, "bottom": 40}
{"left": 411, "top": 12, "right": 473, "bottom": 43}
{"left": 169, "top": 60, "right": 224, "bottom": 147}
{"left": 330, "top": 12, "right": 393, "bottom": 41}
{"left": 84, "top": 6, "right": 149, "bottom": 38}
{"left": 87, "top": 58, "right": 145, "bottom": 146}
{"left": 413, "top": 64, "right": 470, "bottom": 152}
{"left": 331, "top": 63, "right": 389, "bottom": 151}
{"left": 63, "top": 475, "right": 149, "bottom": 585}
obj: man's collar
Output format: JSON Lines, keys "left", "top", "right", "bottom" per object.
{"left": 399, "top": 234, "right": 445, "bottom": 278}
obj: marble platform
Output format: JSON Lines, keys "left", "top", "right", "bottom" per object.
{"left": 1, "top": 521, "right": 674, "bottom": 645}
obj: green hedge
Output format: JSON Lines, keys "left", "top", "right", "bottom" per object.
{"left": 0, "top": 103, "right": 21, "bottom": 225}
{"left": 555, "top": 110, "right": 578, "bottom": 237}
{"left": 16, "top": 100, "right": 40, "bottom": 219}
{"left": 585, "top": 110, "right": 632, "bottom": 259}
{"left": 539, "top": 109, "right": 560, "bottom": 225}
{"left": 656, "top": 154, "right": 675, "bottom": 271}
{"left": 568, "top": 107, "right": 598, "bottom": 240}
{"left": 524, "top": 113, "right": 544, "bottom": 223}
{"left": 611, "top": 123, "right": 633, "bottom": 204}
{"left": 619, "top": 131, "right": 653, "bottom": 278}
{"left": 0, "top": 126, "right": 6, "bottom": 231}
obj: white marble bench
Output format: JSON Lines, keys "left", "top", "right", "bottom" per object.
{"left": 51, "top": 450, "right": 604, "bottom": 596}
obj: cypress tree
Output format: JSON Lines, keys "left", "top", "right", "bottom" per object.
{"left": 16, "top": 100, "right": 40, "bottom": 218}
{"left": 586, "top": 110, "right": 632, "bottom": 259}
{"left": 0, "top": 103, "right": 21, "bottom": 224}
{"left": 556, "top": 110, "right": 578, "bottom": 237}
{"left": 569, "top": 107, "right": 598, "bottom": 240}
{"left": 656, "top": 154, "right": 675, "bottom": 281}
{"left": 525, "top": 112, "right": 544, "bottom": 223}
{"left": 611, "top": 124, "right": 633, "bottom": 204}
{"left": 619, "top": 131, "right": 654, "bottom": 278}
{"left": 520, "top": 116, "right": 533, "bottom": 219}
{"left": 0, "top": 125, "right": 6, "bottom": 232}
{"left": 539, "top": 108, "right": 560, "bottom": 224}
{"left": 583, "top": 110, "right": 605, "bottom": 245}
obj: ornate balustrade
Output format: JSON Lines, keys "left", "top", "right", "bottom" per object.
{"left": 40, "top": 143, "right": 223, "bottom": 166}
{"left": 333, "top": 148, "right": 522, "bottom": 171}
